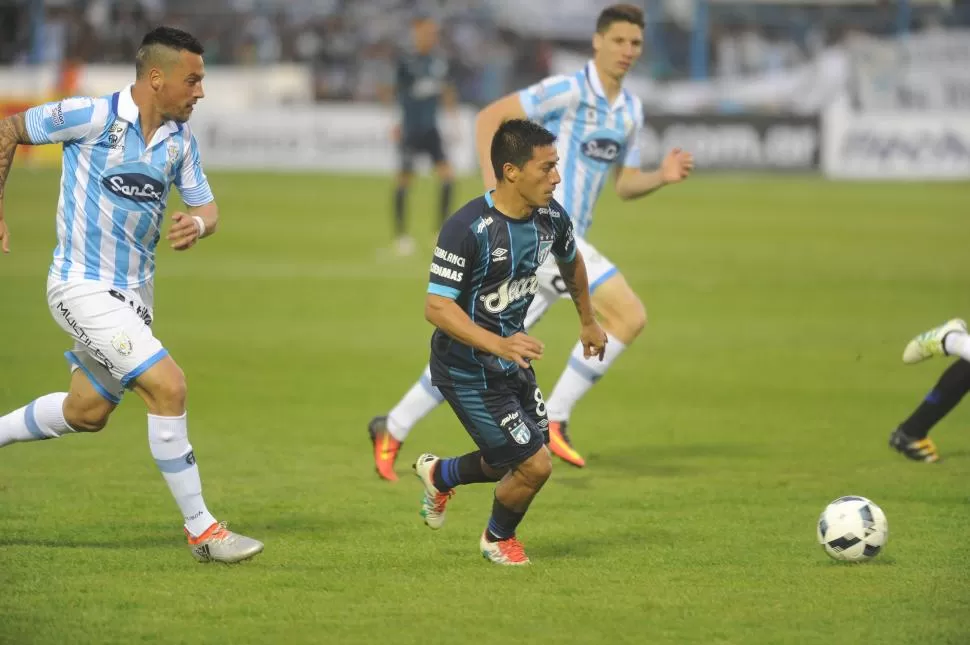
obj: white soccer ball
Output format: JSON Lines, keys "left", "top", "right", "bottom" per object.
{"left": 817, "top": 496, "right": 889, "bottom": 562}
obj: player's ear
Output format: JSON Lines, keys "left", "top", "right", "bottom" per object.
{"left": 592, "top": 32, "right": 602, "bottom": 55}
{"left": 502, "top": 162, "right": 518, "bottom": 183}
{"left": 150, "top": 67, "right": 162, "bottom": 91}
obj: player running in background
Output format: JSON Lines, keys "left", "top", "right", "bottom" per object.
{"left": 0, "top": 27, "right": 263, "bottom": 563}
{"left": 891, "top": 318, "right": 970, "bottom": 463}
{"left": 413, "top": 118, "right": 606, "bottom": 565}
{"left": 369, "top": 4, "right": 693, "bottom": 479}
{"left": 386, "top": 13, "right": 457, "bottom": 256}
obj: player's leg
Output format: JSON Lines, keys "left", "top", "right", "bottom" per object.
{"left": 411, "top": 384, "right": 511, "bottom": 529}
{"left": 544, "top": 240, "right": 645, "bottom": 466}
{"left": 429, "top": 127, "right": 453, "bottom": 230}
{"left": 483, "top": 368, "right": 553, "bottom": 565}
{"left": 1, "top": 282, "right": 128, "bottom": 447}
{"left": 891, "top": 358, "right": 970, "bottom": 463}
{"left": 368, "top": 365, "right": 445, "bottom": 481}
{"left": 0, "top": 362, "right": 116, "bottom": 447}
{"left": 129, "top": 354, "right": 263, "bottom": 563}
{"left": 393, "top": 135, "right": 416, "bottom": 256}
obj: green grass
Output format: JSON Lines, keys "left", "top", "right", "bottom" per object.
{"left": 1, "top": 169, "right": 969, "bottom": 644}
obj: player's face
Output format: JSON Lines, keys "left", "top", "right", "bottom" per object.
{"left": 592, "top": 21, "right": 644, "bottom": 79}
{"left": 413, "top": 20, "right": 439, "bottom": 53}
{"left": 519, "top": 145, "right": 561, "bottom": 208}
{"left": 158, "top": 50, "right": 205, "bottom": 123}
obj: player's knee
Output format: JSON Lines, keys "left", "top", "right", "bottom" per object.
{"left": 600, "top": 297, "right": 647, "bottom": 343}
{"left": 622, "top": 300, "right": 648, "bottom": 339}
{"left": 153, "top": 366, "right": 188, "bottom": 410}
{"left": 519, "top": 447, "right": 553, "bottom": 489}
{"left": 63, "top": 398, "right": 113, "bottom": 433}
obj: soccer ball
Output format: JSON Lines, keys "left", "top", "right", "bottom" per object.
{"left": 817, "top": 496, "right": 889, "bottom": 562}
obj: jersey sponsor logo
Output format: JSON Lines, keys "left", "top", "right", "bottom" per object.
{"left": 537, "top": 206, "right": 560, "bottom": 218}
{"left": 411, "top": 77, "right": 442, "bottom": 100}
{"left": 480, "top": 275, "right": 539, "bottom": 313}
{"left": 536, "top": 240, "right": 554, "bottom": 264}
{"left": 476, "top": 216, "right": 493, "bottom": 234}
{"left": 499, "top": 411, "right": 520, "bottom": 427}
{"left": 51, "top": 102, "right": 65, "bottom": 127}
{"left": 102, "top": 173, "right": 164, "bottom": 202}
{"left": 100, "top": 162, "right": 168, "bottom": 209}
{"left": 581, "top": 135, "right": 623, "bottom": 164}
{"left": 430, "top": 262, "right": 463, "bottom": 282}
{"left": 433, "top": 246, "right": 466, "bottom": 267}
{"left": 491, "top": 248, "right": 508, "bottom": 262}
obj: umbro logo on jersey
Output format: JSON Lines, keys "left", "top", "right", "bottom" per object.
{"left": 491, "top": 248, "right": 508, "bottom": 262}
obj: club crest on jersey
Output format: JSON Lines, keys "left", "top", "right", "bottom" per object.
{"left": 167, "top": 141, "right": 180, "bottom": 168}
{"left": 536, "top": 240, "right": 554, "bottom": 264}
{"left": 480, "top": 275, "right": 539, "bottom": 313}
{"left": 581, "top": 129, "right": 624, "bottom": 166}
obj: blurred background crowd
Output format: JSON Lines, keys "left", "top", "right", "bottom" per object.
{"left": 1, "top": 0, "right": 967, "bottom": 107}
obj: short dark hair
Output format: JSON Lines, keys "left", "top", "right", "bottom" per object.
{"left": 490, "top": 119, "right": 557, "bottom": 182}
{"left": 135, "top": 27, "right": 204, "bottom": 78}
{"left": 596, "top": 3, "right": 645, "bottom": 33}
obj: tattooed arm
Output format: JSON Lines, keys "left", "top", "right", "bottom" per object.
{"left": 556, "top": 249, "right": 608, "bottom": 360}
{"left": 0, "top": 112, "right": 33, "bottom": 253}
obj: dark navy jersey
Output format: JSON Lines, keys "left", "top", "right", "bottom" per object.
{"left": 396, "top": 52, "right": 449, "bottom": 136}
{"left": 427, "top": 192, "right": 577, "bottom": 389}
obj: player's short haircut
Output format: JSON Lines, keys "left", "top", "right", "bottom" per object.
{"left": 491, "top": 119, "right": 557, "bottom": 182}
{"left": 135, "top": 26, "right": 204, "bottom": 78}
{"left": 596, "top": 3, "right": 645, "bottom": 32}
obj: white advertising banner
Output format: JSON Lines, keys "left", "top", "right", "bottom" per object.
{"left": 823, "top": 95, "right": 970, "bottom": 180}
{"left": 186, "top": 103, "right": 477, "bottom": 174}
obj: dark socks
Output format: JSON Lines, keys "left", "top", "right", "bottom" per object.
{"left": 486, "top": 496, "right": 526, "bottom": 542}
{"left": 898, "top": 359, "right": 970, "bottom": 439}
{"left": 432, "top": 451, "right": 499, "bottom": 492}
{"left": 394, "top": 186, "right": 407, "bottom": 237}
{"left": 439, "top": 181, "right": 453, "bottom": 228}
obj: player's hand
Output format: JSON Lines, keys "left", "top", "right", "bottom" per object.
{"left": 0, "top": 213, "right": 9, "bottom": 254}
{"left": 167, "top": 211, "right": 202, "bottom": 251}
{"left": 580, "top": 322, "right": 608, "bottom": 361}
{"left": 391, "top": 123, "right": 401, "bottom": 143}
{"left": 661, "top": 148, "right": 694, "bottom": 184}
{"left": 495, "top": 332, "right": 544, "bottom": 369}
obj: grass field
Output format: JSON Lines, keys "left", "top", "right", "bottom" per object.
{"left": 1, "top": 169, "right": 969, "bottom": 644}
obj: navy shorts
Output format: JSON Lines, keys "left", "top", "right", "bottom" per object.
{"left": 438, "top": 368, "right": 549, "bottom": 470}
{"left": 400, "top": 127, "right": 446, "bottom": 172}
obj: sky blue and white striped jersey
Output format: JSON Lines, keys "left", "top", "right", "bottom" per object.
{"left": 518, "top": 61, "right": 644, "bottom": 237}
{"left": 25, "top": 85, "right": 214, "bottom": 289}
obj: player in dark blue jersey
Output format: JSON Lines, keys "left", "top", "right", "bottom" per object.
{"left": 389, "top": 14, "right": 456, "bottom": 256}
{"left": 412, "top": 119, "right": 607, "bottom": 565}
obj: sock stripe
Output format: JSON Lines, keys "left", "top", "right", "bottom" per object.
{"left": 24, "top": 401, "right": 47, "bottom": 440}
{"left": 567, "top": 356, "right": 603, "bottom": 383}
{"left": 154, "top": 450, "right": 196, "bottom": 474}
{"left": 487, "top": 519, "right": 510, "bottom": 540}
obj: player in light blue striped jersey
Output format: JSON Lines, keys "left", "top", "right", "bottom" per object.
{"left": 0, "top": 27, "right": 262, "bottom": 563}
{"left": 370, "top": 4, "right": 694, "bottom": 477}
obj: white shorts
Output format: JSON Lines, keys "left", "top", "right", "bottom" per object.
{"left": 46, "top": 277, "right": 167, "bottom": 404}
{"left": 524, "top": 236, "right": 618, "bottom": 329}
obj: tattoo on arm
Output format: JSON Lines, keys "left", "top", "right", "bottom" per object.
{"left": 0, "top": 113, "right": 31, "bottom": 200}
{"left": 558, "top": 257, "right": 590, "bottom": 320}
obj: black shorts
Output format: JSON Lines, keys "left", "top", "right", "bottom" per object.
{"left": 400, "top": 127, "right": 446, "bottom": 172}
{"left": 438, "top": 368, "right": 549, "bottom": 470}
